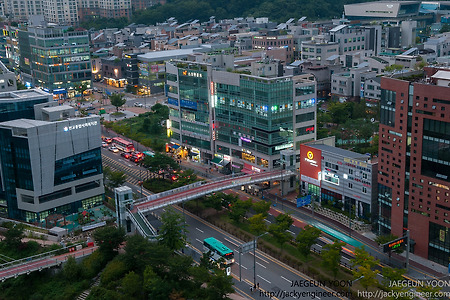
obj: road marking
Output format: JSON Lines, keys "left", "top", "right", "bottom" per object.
{"left": 287, "top": 230, "right": 295, "bottom": 235}
{"left": 248, "top": 252, "right": 270, "bottom": 264}
{"left": 257, "top": 274, "right": 271, "bottom": 284}
{"left": 224, "top": 237, "right": 240, "bottom": 247}
{"left": 264, "top": 219, "right": 271, "bottom": 223}
{"left": 235, "top": 262, "right": 248, "bottom": 269}
{"left": 195, "top": 238, "right": 202, "bottom": 244}
{"left": 196, "top": 227, "right": 204, "bottom": 233}
{"left": 256, "top": 261, "right": 266, "bottom": 268}
{"left": 281, "top": 276, "right": 291, "bottom": 283}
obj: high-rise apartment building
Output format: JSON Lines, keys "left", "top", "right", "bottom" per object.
{"left": 43, "top": 0, "right": 79, "bottom": 26}
{"left": 78, "top": 0, "right": 131, "bottom": 21}
{"left": 165, "top": 57, "right": 317, "bottom": 172}
{"left": 378, "top": 67, "right": 450, "bottom": 266}
{"left": 18, "top": 24, "right": 91, "bottom": 98}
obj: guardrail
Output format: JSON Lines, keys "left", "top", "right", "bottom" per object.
{"left": 0, "top": 246, "right": 97, "bottom": 281}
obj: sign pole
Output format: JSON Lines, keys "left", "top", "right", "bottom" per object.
{"left": 239, "top": 246, "right": 242, "bottom": 282}
{"left": 406, "top": 230, "right": 410, "bottom": 271}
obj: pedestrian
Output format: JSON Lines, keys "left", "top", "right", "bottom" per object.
{"left": 257, "top": 283, "right": 260, "bottom": 289}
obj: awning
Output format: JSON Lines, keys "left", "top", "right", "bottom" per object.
{"left": 172, "top": 144, "right": 180, "bottom": 149}
{"left": 189, "top": 152, "right": 199, "bottom": 156}
{"left": 211, "top": 157, "right": 223, "bottom": 165}
{"left": 241, "top": 168, "right": 253, "bottom": 175}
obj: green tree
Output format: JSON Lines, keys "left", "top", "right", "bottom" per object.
{"left": 63, "top": 255, "right": 82, "bottom": 281}
{"left": 296, "top": 225, "right": 321, "bottom": 258}
{"left": 121, "top": 271, "right": 142, "bottom": 298}
{"left": 381, "top": 266, "right": 405, "bottom": 286}
{"left": 142, "top": 153, "right": 179, "bottom": 177}
{"left": 353, "top": 265, "right": 380, "bottom": 291}
{"left": 204, "top": 193, "right": 224, "bottom": 211}
{"left": 440, "top": 23, "right": 450, "bottom": 33}
{"left": 228, "top": 199, "right": 252, "bottom": 223}
{"left": 3, "top": 223, "right": 25, "bottom": 249}
{"left": 93, "top": 226, "right": 126, "bottom": 258}
{"left": 274, "top": 213, "right": 293, "bottom": 231}
{"left": 151, "top": 103, "right": 169, "bottom": 119}
{"left": 268, "top": 223, "right": 291, "bottom": 252}
{"left": 321, "top": 240, "right": 345, "bottom": 278}
{"left": 100, "top": 258, "right": 128, "bottom": 285}
{"left": 109, "top": 93, "right": 127, "bottom": 112}
{"left": 106, "top": 170, "right": 127, "bottom": 188}
{"left": 76, "top": 82, "right": 89, "bottom": 100}
{"left": 351, "top": 246, "right": 379, "bottom": 270}
{"left": 252, "top": 200, "right": 271, "bottom": 217}
{"left": 158, "top": 207, "right": 187, "bottom": 251}
{"left": 384, "top": 64, "right": 404, "bottom": 73}
{"left": 249, "top": 213, "right": 267, "bottom": 235}
{"left": 416, "top": 283, "right": 442, "bottom": 300}
{"left": 204, "top": 268, "right": 234, "bottom": 299}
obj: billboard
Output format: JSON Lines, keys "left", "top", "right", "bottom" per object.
{"left": 300, "top": 144, "right": 322, "bottom": 186}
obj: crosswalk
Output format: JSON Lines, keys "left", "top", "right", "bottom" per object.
{"left": 102, "top": 154, "right": 149, "bottom": 186}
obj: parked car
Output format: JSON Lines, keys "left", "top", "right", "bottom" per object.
{"left": 102, "top": 142, "right": 107, "bottom": 147}
{"left": 109, "top": 146, "right": 119, "bottom": 153}
{"left": 86, "top": 107, "right": 95, "bottom": 111}
{"left": 102, "top": 137, "right": 112, "bottom": 143}
{"left": 121, "top": 152, "right": 132, "bottom": 159}
{"left": 134, "top": 102, "right": 143, "bottom": 107}
{"left": 132, "top": 151, "right": 144, "bottom": 158}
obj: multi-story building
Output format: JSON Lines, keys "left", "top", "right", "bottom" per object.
{"left": 18, "top": 23, "right": 91, "bottom": 98}
{"left": 378, "top": 67, "right": 450, "bottom": 266}
{"left": 78, "top": 0, "right": 131, "bottom": 22}
{"left": 252, "top": 32, "right": 294, "bottom": 63}
{"left": 165, "top": 57, "right": 317, "bottom": 172}
{"left": 0, "top": 61, "right": 17, "bottom": 92}
{"left": 0, "top": 89, "right": 51, "bottom": 122}
{"left": 5, "top": 0, "right": 43, "bottom": 22}
{"left": 300, "top": 36, "right": 339, "bottom": 62}
{"left": 2, "top": 25, "right": 20, "bottom": 72}
{"left": 0, "top": 115, "right": 104, "bottom": 222}
{"left": 42, "top": 0, "right": 79, "bottom": 26}
{"left": 300, "top": 140, "right": 378, "bottom": 221}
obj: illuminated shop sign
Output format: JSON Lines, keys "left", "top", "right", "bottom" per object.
{"left": 64, "top": 121, "right": 98, "bottom": 132}
{"left": 182, "top": 70, "right": 203, "bottom": 78}
{"left": 305, "top": 150, "right": 318, "bottom": 167}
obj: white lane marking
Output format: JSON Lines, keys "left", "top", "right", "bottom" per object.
{"left": 257, "top": 275, "right": 271, "bottom": 284}
{"left": 235, "top": 263, "right": 248, "bottom": 270}
{"left": 281, "top": 276, "right": 291, "bottom": 283}
{"left": 196, "top": 227, "right": 204, "bottom": 233}
{"left": 195, "top": 238, "right": 203, "bottom": 244}
{"left": 224, "top": 237, "right": 240, "bottom": 247}
{"left": 256, "top": 261, "right": 266, "bottom": 268}
{"left": 248, "top": 252, "right": 270, "bottom": 264}
{"left": 287, "top": 230, "right": 295, "bottom": 235}
{"left": 264, "top": 219, "right": 271, "bottom": 223}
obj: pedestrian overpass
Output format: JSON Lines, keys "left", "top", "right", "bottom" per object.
{"left": 116, "top": 170, "right": 295, "bottom": 237}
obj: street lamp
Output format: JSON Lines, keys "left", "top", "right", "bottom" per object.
{"left": 349, "top": 275, "right": 364, "bottom": 295}
{"left": 253, "top": 232, "right": 268, "bottom": 288}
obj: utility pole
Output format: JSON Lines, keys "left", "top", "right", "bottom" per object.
{"left": 406, "top": 230, "right": 410, "bottom": 271}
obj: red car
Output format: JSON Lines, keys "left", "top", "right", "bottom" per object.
{"left": 130, "top": 155, "right": 143, "bottom": 163}
{"left": 132, "top": 151, "right": 144, "bottom": 158}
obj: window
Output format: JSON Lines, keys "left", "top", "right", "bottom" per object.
{"left": 362, "top": 187, "right": 367, "bottom": 193}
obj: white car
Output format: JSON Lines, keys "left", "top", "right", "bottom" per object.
{"left": 134, "top": 102, "right": 143, "bottom": 107}
{"left": 109, "top": 146, "right": 119, "bottom": 153}
{"left": 102, "top": 142, "right": 107, "bottom": 147}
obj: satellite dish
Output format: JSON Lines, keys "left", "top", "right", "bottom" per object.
{"left": 371, "top": 118, "right": 375, "bottom": 123}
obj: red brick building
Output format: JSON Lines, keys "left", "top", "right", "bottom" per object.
{"left": 378, "top": 67, "right": 450, "bottom": 266}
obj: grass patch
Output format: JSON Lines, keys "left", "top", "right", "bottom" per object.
{"left": 143, "top": 178, "right": 174, "bottom": 193}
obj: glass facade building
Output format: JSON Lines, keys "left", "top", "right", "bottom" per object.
{"left": 0, "top": 116, "right": 104, "bottom": 223}
{"left": 18, "top": 25, "right": 91, "bottom": 97}
{"left": 166, "top": 59, "right": 317, "bottom": 171}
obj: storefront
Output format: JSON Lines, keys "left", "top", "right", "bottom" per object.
{"left": 189, "top": 148, "right": 201, "bottom": 163}
{"left": 105, "top": 78, "right": 127, "bottom": 88}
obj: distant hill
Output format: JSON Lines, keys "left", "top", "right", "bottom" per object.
{"left": 132, "top": 0, "right": 371, "bottom": 25}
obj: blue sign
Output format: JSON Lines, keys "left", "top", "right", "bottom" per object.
{"left": 105, "top": 89, "right": 111, "bottom": 96}
{"left": 180, "top": 99, "right": 197, "bottom": 110}
{"left": 168, "top": 97, "right": 179, "bottom": 106}
{"left": 297, "top": 195, "right": 311, "bottom": 207}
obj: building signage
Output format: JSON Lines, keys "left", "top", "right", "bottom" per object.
{"left": 383, "top": 237, "right": 407, "bottom": 253}
{"left": 275, "top": 143, "right": 294, "bottom": 151}
{"left": 182, "top": 70, "right": 203, "bottom": 78}
{"left": 344, "top": 157, "right": 367, "bottom": 168}
{"left": 300, "top": 145, "right": 322, "bottom": 187}
{"left": 64, "top": 121, "right": 98, "bottom": 132}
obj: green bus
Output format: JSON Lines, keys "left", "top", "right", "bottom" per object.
{"left": 203, "top": 237, "right": 235, "bottom": 265}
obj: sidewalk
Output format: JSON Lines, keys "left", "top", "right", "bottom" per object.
{"left": 262, "top": 188, "right": 449, "bottom": 279}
